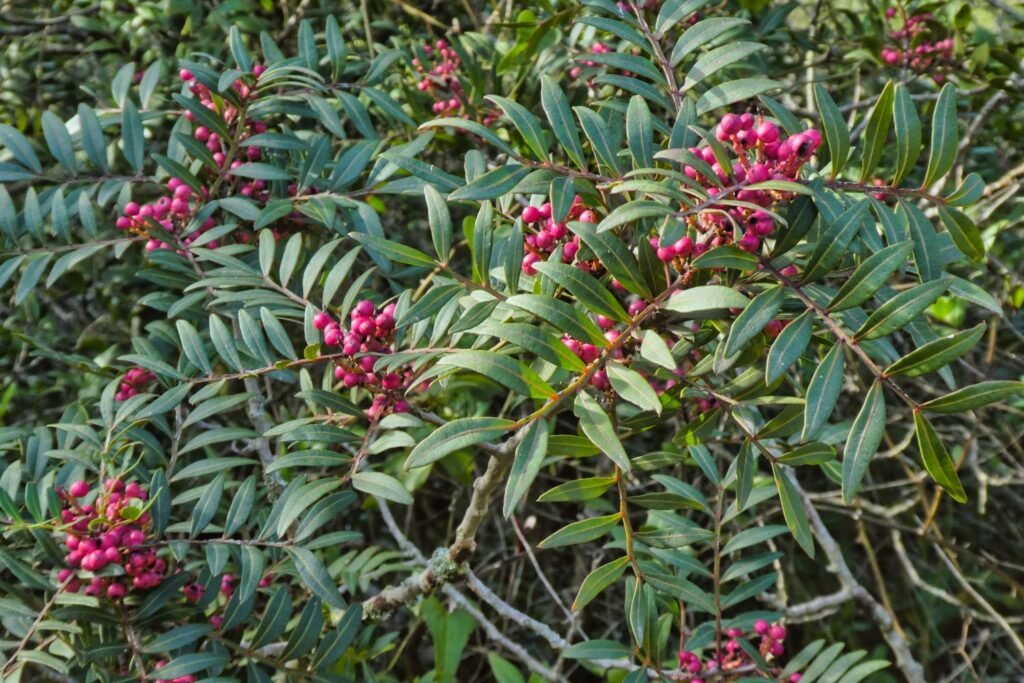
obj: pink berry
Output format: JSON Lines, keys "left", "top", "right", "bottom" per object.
{"left": 314, "top": 312, "right": 332, "bottom": 330}
{"left": 770, "top": 625, "right": 787, "bottom": 640}
{"left": 69, "top": 480, "right": 89, "bottom": 498}
{"left": 522, "top": 206, "right": 541, "bottom": 223}
{"left": 754, "top": 619, "right": 770, "bottom": 635}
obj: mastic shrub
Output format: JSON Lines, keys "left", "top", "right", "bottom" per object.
{"left": 1, "top": 1, "right": 1023, "bottom": 682}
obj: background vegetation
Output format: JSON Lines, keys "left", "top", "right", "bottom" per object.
{"left": 0, "top": 0, "right": 1022, "bottom": 681}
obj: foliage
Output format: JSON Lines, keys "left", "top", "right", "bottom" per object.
{"left": 0, "top": 1, "right": 1023, "bottom": 682}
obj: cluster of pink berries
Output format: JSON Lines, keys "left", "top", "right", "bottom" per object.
{"left": 414, "top": 40, "right": 464, "bottom": 115}
{"left": 314, "top": 301, "right": 416, "bottom": 420}
{"left": 881, "top": 10, "right": 955, "bottom": 82}
{"left": 677, "top": 621, "right": 797, "bottom": 681}
{"left": 57, "top": 478, "right": 165, "bottom": 598}
{"left": 114, "top": 178, "right": 219, "bottom": 252}
{"left": 179, "top": 64, "right": 269, "bottom": 166}
{"left": 153, "top": 660, "right": 196, "bottom": 683}
{"left": 521, "top": 196, "right": 595, "bottom": 275}
{"left": 114, "top": 367, "right": 156, "bottom": 401}
{"left": 663, "top": 113, "right": 822, "bottom": 258}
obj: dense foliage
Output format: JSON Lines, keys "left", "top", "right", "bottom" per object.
{"left": 1, "top": 1, "right": 1023, "bottom": 682}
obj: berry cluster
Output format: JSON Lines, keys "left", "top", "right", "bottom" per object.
{"left": 179, "top": 65, "right": 269, "bottom": 167}
{"left": 57, "top": 478, "right": 165, "bottom": 598}
{"left": 677, "top": 621, "right": 797, "bottom": 681}
{"left": 115, "top": 65, "right": 272, "bottom": 253}
{"left": 114, "top": 178, "right": 218, "bottom": 252}
{"left": 114, "top": 367, "right": 156, "bottom": 401}
{"left": 520, "top": 196, "right": 595, "bottom": 275}
{"left": 660, "top": 113, "right": 821, "bottom": 260}
{"left": 315, "top": 301, "right": 414, "bottom": 420}
{"left": 881, "top": 10, "right": 956, "bottom": 83}
{"left": 153, "top": 660, "right": 196, "bottom": 683}
{"left": 414, "top": 40, "right": 464, "bottom": 116}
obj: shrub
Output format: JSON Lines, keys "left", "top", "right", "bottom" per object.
{"left": 1, "top": 1, "right": 1022, "bottom": 681}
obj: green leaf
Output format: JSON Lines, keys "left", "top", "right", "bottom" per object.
{"left": 448, "top": 164, "right": 531, "bottom": 201}
{"left": 348, "top": 232, "right": 435, "bottom": 267}
{"left": 405, "top": 417, "right": 512, "bottom": 469}
{"left": 723, "top": 285, "right": 784, "bottom": 358}
{"left": 859, "top": 80, "right": 895, "bottom": 183}
{"left": 691, "top": 245, "right": 758, "bottom": 271}
{"left": 639, "top": 331, "right": 676, "bottom": 370}
{"left": 801, "top": 343, "right": 845, "bottom": 442}
{"left": 597, "top": 200, "right": 675, "bottom": 233}
{"left": 836, "top": 661, "right": 891, "bottom": 683}
{"left": 487, "top": 95, "right": 549, "bottom": 162}
{"left": 575, "top": 391, "right": 631, "bottom": 471}
{"left": 352, "top": 471, "right": 412, "bottom": 504}
{"left": 538, "top": 475, "right": 617, "bottom": 503}
{"left": 626, "top": 96, "right": 654, "bottom": 168}
{"left": 562, "top": 640, "right": 632, "bottom": 660}
{"left": 664, "top": 285, "right": 748, "bottom": 318}
{"left": 945, "top": 172, "right": 984, "bottom": 207}
{"left": 146, "top": 653, "right": 227, "bottom": 680}
{"left": 424, "top": 185, "right": 452, "bottom": 263}
{"left": 937, "top": 205, "right": 984, "bottom": 262}
{"left": 766, "top": 311, "right": 812, "bottom": 384}
{"left": 438, "top": 350, "right": 552, "bottom": 397}
{"left": 892, "top": 84, "right": 921, "bottom": 186}
{"left": 682, "top": 42, "right": 765, "bottom": 91}
{"left": 540, "top": 75, "right": 586, "bottom": 170}
{"left": 886, "top": 323, "right": 985, "bottom": 377}
{"left": 260, "top": 308, "right": 298, "bottom": 360}
{"left": 475, "top": 322, "right": 586, "bottom": 372}
{"left": 14, "top": 254, "right": 52, "bottom": 306}
{"left": 121, "top": 100, "right": 144, "bottom": 172}
{"left": 670, "top": 17, "right": 750, "bottom": 66}
{"left": 828, "top": 241, "right": 914, "bottom": 312}
{"left": 722, "top": 525, "right": 788, "bottom": 554}
{"left": 176, "top": 320, "right": 212, "bottom": 375}
{"left": 777, "top": 442, "right": 837, "bottom": 466}
{"left": 920, "top": 381, "right": 1024, "bottom": 413}
{"left": 231, "top": 162, "right": 292, "bottom": 180}
{"left": 913, "top": 411, "right": 966, "bottom": 503}
{"left": 900, "top": 200, "right": 942, "bottom": 282}
{"left": 568, "top": 221, "right": 651, "bottom": 298}
{"left": 538, "top": 512, "right": 621, "bottom": 549}
{"left": 285, "top": 546, "right": 346, "bottom": 608}
{"left": 922, "top": 83, "right": 958, "bottom": 189}
{"left": 656, "top": 0, "right": 712, "bottom": 35}
{"left": 0, "top": 124, "right": 41, "bottom": 172}
{"left": 532, "top": 261, "right": 629, "bottom": 322}
{"left": 77, "top": 104, "right": 108, "bottom": 171}
{"left": 575, "top": 106, "right": 622, "bottom": 175}
{"left": 573, "top": 556, "right": 630, "bottom": 611}
{"left": 503, "top": 419, "right": 550, "bottom": 517}
{"left": 802, "top": 200, "right": 870, "bottom": 283}
{"left": 142, "top": 624, "right": 213, "bottom": 654}
{"left": 607, "top": 363, "right": 662, "bottom": 414}
{"left": 814, "top": 84, "right": 850, "bottom": 178}
{"left": 41, "top": 111, "right": 76, "bottom": 173}
{"left": 696, "top": 78, "right": 782, "bottom": 116}
{"left": 854, "top": 278, "right": 949, "bottom": 341}
{"left": 419, "top": 117, "right": 517, "bottom": 158}
{"left": 841, "top": 381, "right": 887, "bottom": 504}
{"left": 487, "top": 654, "right": 524, "bottom": 683}
{"left": 772, "top": 465, "right": 814, "bottom": 557}
{"left": 506, "top": 294, "right": 608, "bottom": 347}
{"left": 189, "top": 473, "right": 225, "bottom": 537}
